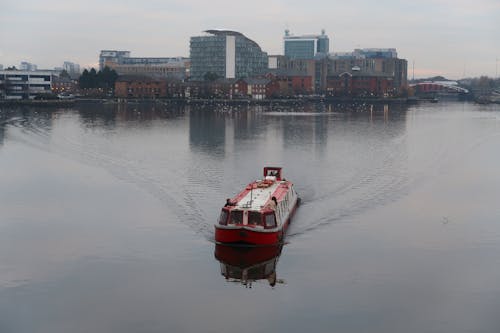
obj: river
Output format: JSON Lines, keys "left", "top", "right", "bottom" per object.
{"left": 1, "top": 101, "right": 500, "bottom": 333}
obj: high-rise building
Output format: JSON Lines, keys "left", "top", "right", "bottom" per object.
{"left": 20, "top": 61, "right": 38, "bottom": 71}
{"left": 99, "top": 50, "right": 131, "bottom": 70}
{"left": 190, "top": 30, "right": 268, "bottom": 81}
{"left": 63, "top": 61, "right": 81, "bottom": 77}
{"left": 283, "top": 30, "right": 330, "bottom": 60}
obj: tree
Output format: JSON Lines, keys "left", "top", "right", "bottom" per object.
{"left": 59, "top": 70, "right": 71, "bottom": 79}
{"left": 79, "top": 69, "right": 91, "bottom": 88}
{"left": 98, "top": 66, "right": 118, "bottom": 89}
{"left": 78, "top": 67, "right": 118, "bottom": 90}
{"left": 89, "top": 68, "right": 98, "bottom": 88}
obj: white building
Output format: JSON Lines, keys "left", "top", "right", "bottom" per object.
{"left": 99, "top": 50, "right": 131, "bottom": 70}
{"left": 0, "top": 70, "right": 52, "bottom": 99}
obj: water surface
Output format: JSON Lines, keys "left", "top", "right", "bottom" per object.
{"left": 1, "top": 101, "right": 500, "bottom": 332}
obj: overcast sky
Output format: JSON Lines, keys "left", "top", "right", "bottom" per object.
{"left": 1, "top": 0, "right": 499, "bottom": 79}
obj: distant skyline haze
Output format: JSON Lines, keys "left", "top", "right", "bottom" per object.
{"left": 1, "top": 0, "right": 499, "bottom": 79}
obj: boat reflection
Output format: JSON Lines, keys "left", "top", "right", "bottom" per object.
{"left": 214, "top": 244, "right": 285, "bottom": 288}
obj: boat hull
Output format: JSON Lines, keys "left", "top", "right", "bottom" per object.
{"left": 215, "top": 227, "right": 284, "bottom": 245}
{"left": 215, "top": 199, "right": 298, "bottom": 245}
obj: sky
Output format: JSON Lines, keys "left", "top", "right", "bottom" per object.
{"left": 1, "top": 0, "right": 499, "bottom": 79}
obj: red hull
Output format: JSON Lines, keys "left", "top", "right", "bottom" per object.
{"left": 215, "top": 201, "right": 298, "bottom": 245}
{"left": 215, "top": 227, "right": 284, "bottom": 245}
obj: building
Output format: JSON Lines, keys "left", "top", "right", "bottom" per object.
{"left": 354, "top": 48, "right": 398, "bottom": 59}
{"left": 268, "top": 55, "right": 322, "bottom": 92}
{"left": 326, "top": 71, "right": 394, "bottom": 97}
{"left": 243, "top": 78, "right": 277, "bottom": 100}
{"left": 62, "top": 61, "right": 81, "bottom": 78}
{"left": 328, "top": 50, "right": 407, "bottom": 94}
{"left": 190, "top": 30, "right": 268, "bottom": 81}
{"left": 99, "top": 50, "right": 131, "bottom": 70}
{"left": 115, "top": 75, "right": 168, "bottom": 99}
{"left": 266, "top": 71, "right": 313, "bottom": 96}
{"left": 0, "top": 70, "right": 52, "bottom": 99}
{"left": 105, "top": 57, "right": 190, "bottom": 80}
{"left": 283, "top": 29, "right": 330, "bottom": 60}
{"left": 99, "top": 50, "right": 190, "bottom": 79}
{"left": 20, "top": 61, "right": 38, "bottom": 71}
{"left": 229, "top": 79, "right": 247, "bottom": 98}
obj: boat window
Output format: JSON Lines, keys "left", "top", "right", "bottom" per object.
{"left": 219, "top": 209, "right": 228, "bottom": 225}
{"left": 248, "top": 211, "right": 262, "bottom": 226}
{"left": 265, "top": 213, "right": 276, "bottom": 228}
{"left": 230, "top": 210, "right": 243, "bottom": 225}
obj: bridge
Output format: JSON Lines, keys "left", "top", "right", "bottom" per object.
{"left": 409, "top": 81, "right": 469, "bottom": 94}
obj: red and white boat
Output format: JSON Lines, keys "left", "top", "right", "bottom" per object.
{"left": 215, "top": 167, "right": 300, "bottom": 245}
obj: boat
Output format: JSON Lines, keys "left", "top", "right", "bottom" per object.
{"left": 215, "top": 243, "right": 283, "bottom": 287}
{"left": 215, "top": 167, "right": 300, "bottom": 245}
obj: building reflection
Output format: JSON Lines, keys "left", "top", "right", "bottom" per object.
{"left": 77, "top": 104, "right": 117, "bottom": 129}
{"left": 280, "top": 103, "right": 329, "bottom": 151}
{"left": 0, "top": 112, "right": 7, "bottom": 146}
{"left": 188, "top": 105, "right": 226, "bottom": 154}
{"left": 114, "top": 102, "right": 185, "bottom": 122}
{"left": 214, "top": 244, "right": 284, "bottom": 288}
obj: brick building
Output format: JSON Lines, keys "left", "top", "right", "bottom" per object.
{"left": 326, "top": 71, "right": 394, "bottom": 97}
{"left": 244, "top": 78, "right": 276, "bottom": 100}
{"left": 115, "top": 76, "right": 167, "bottom": 98}
{"left": 266, "top": 71, "right": 313, "bottom": 96}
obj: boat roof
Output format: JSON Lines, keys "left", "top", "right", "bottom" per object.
{"left": 230, "top": 177, "right": 293, "bottom": 211}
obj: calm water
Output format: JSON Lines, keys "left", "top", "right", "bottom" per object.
{"left": 1, "top": 101, "right": 500, "bottom": 333}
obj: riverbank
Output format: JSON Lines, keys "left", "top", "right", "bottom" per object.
{"left": 1, "top": 96, "right": 414, "bottom": 108}
{"left": 1, "top": 95, "right": 481, "bottom": 108}
{"left": 0, "top": 99, "right": 77, "bottom": 107}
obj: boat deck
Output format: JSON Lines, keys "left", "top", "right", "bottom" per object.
{"left": 232, "top": 179, "right": 280, "bottom": 211}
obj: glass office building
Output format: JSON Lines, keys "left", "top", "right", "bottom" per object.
{"left": 190, "top": 30, "right": 268, "bottom": 81}
{"left": 354, "top": 48, "right": 398, "bottom": 59}
{"left": 284, "top": 30, "right": 330, "bottom": 60}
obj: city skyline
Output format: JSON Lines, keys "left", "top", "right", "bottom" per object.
{"left": 1, "top": 0, "right": 499, "bottom": 80}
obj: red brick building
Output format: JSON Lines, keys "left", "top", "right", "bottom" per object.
{"left": 115, "top": 75, "right": 167, "bottom": 98}
{"left": 326, "top": 72, "right": 394, "bottom": 97}
{"left": 229, "top": 79, "right": 247, "bottom": 99}
{"left": 265, "top": 72, "right": 313, "bottom": 97}
{"left": 243, "top": 79, "right": 272, "bottom": 99}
